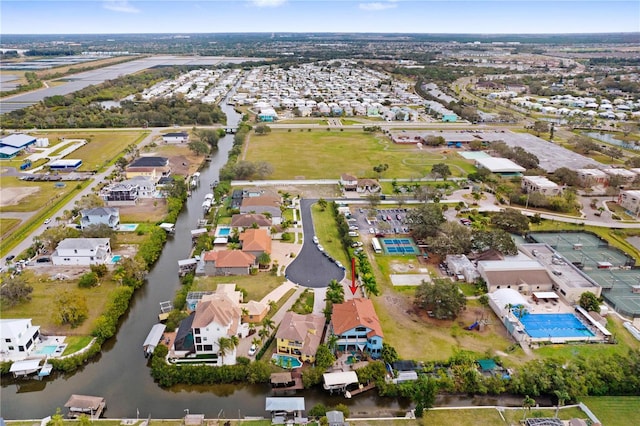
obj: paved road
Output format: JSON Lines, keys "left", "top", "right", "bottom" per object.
{"left": 284, "top": 199, "right": 345, "bottom": 288}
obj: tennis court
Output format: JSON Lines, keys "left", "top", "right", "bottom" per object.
{"left": 519, "top": 313, "right": 595, "bottom": 339}
{"left": 381, "top": 237, "right": 419, "bottom": 255}
{"left": 529, "top": 232, "right": 633, "bottom": 268}
{"left": 587, "top": 269, "right": 640, "bottom": 317}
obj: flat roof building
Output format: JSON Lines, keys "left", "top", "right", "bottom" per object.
{"left": 521, "top": 176, "right": 562, "bottom": 196}
{"left": 475, "top": 157, "right": 526, "bottom": 175}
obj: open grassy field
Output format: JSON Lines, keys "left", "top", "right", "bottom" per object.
{"left": 1, "top": 218, "right": 21, "bottom": 238}
{"left": 579, "top": 396, "right": 640, "bottom": 426}
{"left": 0, "top": 176, "right": 78, "bottom": 213}
{"left": 192, "top": 273, "right": 286, "bottom": 302}
{"left": 243, "top": 129, "right": 475, "bottom": 180}
{"left": 29, "top": 130, "right": 148, "bottom": 171}
{"left": 310, "top": 203, "right": 352, "bottom": 275}
{"left": 0, "top": 269, "right": 121, "bottom": 335}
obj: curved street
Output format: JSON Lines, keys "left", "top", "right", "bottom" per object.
{"left": 285, "top": 198, "right": 345, "bottom": 288}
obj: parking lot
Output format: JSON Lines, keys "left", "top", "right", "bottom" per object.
{"left": 350, "top": 207, "right": 410, "bottom": 237}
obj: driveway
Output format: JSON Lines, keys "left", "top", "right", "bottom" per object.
{"left": 284, "top": 199, "right": 345, "bottom": 288}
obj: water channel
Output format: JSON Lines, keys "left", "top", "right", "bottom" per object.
{"left": 1, "top": 93, "right": 536, "bottom": 420}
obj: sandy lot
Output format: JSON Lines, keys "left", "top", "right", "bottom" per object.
{"left": 0, "top": 186, "right": 40, "bottom": 207}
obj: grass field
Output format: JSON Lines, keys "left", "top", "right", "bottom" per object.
{"left": 0, "top": 218, "right": 21, "bottom": 238}
{"left": 30, "top": 130, "right": 148, "bottom": 171}
{"left": 0, "top": 176, "right": 77, "bottom": 213}
{"left": 579, "top": 396, "right": 640, "bottom": 426}
{"left": 192, "top": 273, "right": 286, "bottom": 302}
{"left": 310, "top": 203, "right": 352, "bottom": 275}
{"left": 244, "top": 129, "right": 475, "bottom": 180}
{"left": 0, "top": 269, "right": 121, "bottom": 335}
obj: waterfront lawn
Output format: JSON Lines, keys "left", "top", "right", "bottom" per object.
{"left": 0, "top": 176, "right": 77, "bottom": 213}
{"left": 192, "top": 274, "right": 286, "bottom": 302}
{"left": 243, "top": 129, "right": 474, "bottom": 180}
{"left": 0, "top": 270, "right": 119, "bottom": 335}
{"left": 579, "top": 396, "right": 640, "bottom": 426}
{"left": 62, "top": 335, "right": 94, "bottom": 356}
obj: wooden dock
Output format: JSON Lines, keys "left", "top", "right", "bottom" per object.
{"left": 345, "top": 382, "right": 376, "bottom": 398}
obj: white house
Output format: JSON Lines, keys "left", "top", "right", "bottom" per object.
{"left": 52, "top": 238, "right": 112, "bottom": 266}
{"left": 521, "top": 176, "right": 562, "bottom": 196}
{"left": 80, "top": 207, "right": 120, "bottom": 230}
{"left": 191, "top": 292, "right": 242, "bottom": 365}
{"left": 619, "top": 190, "right": 640, "bottom": 217}
{"left": 162, "top": 132, "right": 189, "bottom": 144}
{"left": 0, "top": 318, "right": 40, "bottom": 361}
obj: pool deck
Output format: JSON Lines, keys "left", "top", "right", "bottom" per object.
{"left": 33, "top": 335, "right": 67, "bottom": 359}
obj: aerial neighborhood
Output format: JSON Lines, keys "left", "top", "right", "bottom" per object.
{"left": 1, "top": 30, "right": 640, "bottom": 424}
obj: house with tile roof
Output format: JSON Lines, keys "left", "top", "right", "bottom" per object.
{"left": 340, "top": 173, "right": 358, "bottom": 191}
{"left": 202, "top": 249, "right": 256, "bottom": 276}
{"left": 230, "top": 213, "right": 272, "bottom": 230}
{"left": 191, "top": 292, "right": 242, "bottom": 365}
{"left": 276, "top": 312, "right": 326, "bottom": 363}
{"left": 330, "top": 298, "right": 383, "bottom": 358}
{"left": 240, "top": 192, "right": 282, "bottom": 224}
{"left": 240, "top": 228, "right": 272, "bottom": 259}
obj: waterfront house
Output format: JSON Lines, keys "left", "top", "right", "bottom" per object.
{"left": 191, "top": 292, "right": 242, "bottom": 365}
{"left": 276, "top": 312, "right": 325, "bottom": 363}
{"left": 240, "top": 192, "right": 282, "bottom": 225}
{"left": 52, "top": 238, "right": 111, "bottom": 266}
{"left": 240, "top": 228, "right": 272, "bottom": 259}
{"left": 0, "top": 318, "right": 40, "bottom": 361}
{"left": 101, "top": 182, "right": 139, "bottom": 206}
{"left": 330, "top": 298, "right": 383, "bottom": 358}
{"left": 80, "top": 207, "right": 120, "bottom": 230}
{"left": 125, "top": 156, "right": 170, "bottom": 182}
{"left": 202, "top": 249, "right": 256, "bottom": 276}
{"left": 230, "top": 213, "right": 272, "bottom": 231}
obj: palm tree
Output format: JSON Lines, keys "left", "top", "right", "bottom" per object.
{"left": 522, "top": 395, "right": 536, "bottom": 421}
{"left": 252, "top": 337, "right": 261, "bottom": 348}
{"left": 554, "top": 390, "right": 570, "bottom": 418}
{"left": 262, "top": 317, "right": 275, "bottom": 333}
{"left": 259, "top": 327, "right": 270, "bottom": 342}
{"left": 327, "top": 334, "right": 339, "bottom": 355}
{"left": 217, "top": 337, "right": 232, "bottom": 365}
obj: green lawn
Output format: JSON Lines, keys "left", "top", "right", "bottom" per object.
{"left": 579, "top": 396, "right": 640, "bottom": 426}
{"left": 0, "top": 176, "right": 77, "bottom": 213}
{"left": 310, "top": 203, "right": 352, "bottom": 276}
{"left": 290, "top": 288, "right": 314, "bottom": 314}
{"left": 244, "top": 129, "right": 475, "bottom": 180}
{"left": 192, "top": 273, "right": 286, "bottom": 302}
{"left": 0, "top": 218, "right": 21, "bottom": 238}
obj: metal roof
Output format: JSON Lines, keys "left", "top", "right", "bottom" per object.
{"left": 265, "top": 397, "right": 305, "bottom": 412}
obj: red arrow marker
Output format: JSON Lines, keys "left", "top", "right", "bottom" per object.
{"left": 349, "top": 282, "right": 358, "bottom": 295}
{"left": 349, "top": 257, "right": 357, "bottom": 295}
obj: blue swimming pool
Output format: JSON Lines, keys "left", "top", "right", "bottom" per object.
{"left": 381, "top": 238, "right": 418, "bottom": 255}
{"left": 111, "top": 255, "right": 122, "bottom": 263}
{"left": 272, "top": 354, "right": 302, "bottom": 369}
{"left": 34, "top": 345, "right": 58, "bottom": 355}
{"left": 216, "top": 226, "right": 231, "bottom": 237}
{"left": 119, "top": 223, "right": 139, "bottom": 232}
{"left": 519, "top": 313, "right": 595, "bottom": 339}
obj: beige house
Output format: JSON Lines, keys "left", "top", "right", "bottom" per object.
{"left": 619, "top": 190, "right": 640, "bottom": 217}
{"left": 276, "top": 312, "right": 325, "bottom": 363}
{"left": 521, "top": 176, "right": 562, "bottom": 196}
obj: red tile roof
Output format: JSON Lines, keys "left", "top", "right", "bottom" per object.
{"left": 331, "top": 298, "right": 383, "bottom": 338}
{"left": 203, "top": 249, "right": 255, "bottom": 267}
{"left": 240, "top": 228, "right": 271, "bottom": 254}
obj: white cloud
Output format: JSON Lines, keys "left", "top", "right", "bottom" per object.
{"left": 359, "top": 1, "right": 398, "bottom": 12}
{"left": 251, "top": 0, "right": 287, "bottom": 8}
{"left": 103, "top": 1, "right": 140, "bottom": 14}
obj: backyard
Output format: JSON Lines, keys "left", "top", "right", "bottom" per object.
{"left": 191, "top": 273, "right": 286, "bottom": 303}
{"left": 243, "top": 129, "right": 475, "bottom": 180}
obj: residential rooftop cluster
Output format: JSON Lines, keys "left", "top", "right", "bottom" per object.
{"left": 140, "top": 68, "right": 242, "bottom": 104}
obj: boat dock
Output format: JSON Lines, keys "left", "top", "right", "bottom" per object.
{"left": 345, "top": 382, "right": 376, "bottom": 398}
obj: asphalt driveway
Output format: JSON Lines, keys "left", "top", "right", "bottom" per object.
{"left": 284, "top": 199, "right": 344, "bottom": 288}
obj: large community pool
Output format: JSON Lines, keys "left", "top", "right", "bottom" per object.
{"left": 519, "top": 313, "right": 595, "bottom": 339}
{"left": 381, "top": 238, "right": 419, "bottom": 255}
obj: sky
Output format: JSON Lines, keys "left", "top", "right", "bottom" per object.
{"left": 1, "top": 1, "right": 639, "bottom": 35}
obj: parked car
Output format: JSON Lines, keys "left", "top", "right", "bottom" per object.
{"left": 248, "top": 344, "right": 257, "bottom": 356}
{"left": 312, "top": 236, "right": 319, "bottom": 244}
{"left": 5, "top": 255, "right": 15, "bottom": 262}
{"left": 36, "top": 257, "right": 51, "bottom": 263}
{"left": 369, "top": 228, "right": 375, "bottom": 234}
{"left": 44, "top": 218, "right": 52, "bottom": 225}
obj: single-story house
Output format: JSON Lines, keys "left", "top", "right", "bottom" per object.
{"left": 202, "top": 249, "right": 256, "bottom": 276}
{"left": 340, "top": 173, "right": 358, "bottom": 191}
{"left": 162, "top": 132, "right": 189, "bottom": 144}
{"left": 48, "top": 159, "right": 82, "bottom": 171}
{"left": 230, "top": 213, "right": 272, "bottom": 230}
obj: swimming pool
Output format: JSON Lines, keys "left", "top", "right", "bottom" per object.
{"left": 272, "top": 354, "right": 302, "bottom": 369}
{"left": 119, "top": 223, "right": 139, "bottom": 232}
{"left": 519, "top": 313, "right": 595, "bottom": 339}
{"left": 34, "top": 345, "right": 58, "bottom": 355}
{"left": 216, "top": 226, "right": 231, "bottom": 237}
{"left": 381, "top": 238, "right": 419, "bottom": 255}
{"left": 111, "top": 255, "right": 122, "bottom": 263}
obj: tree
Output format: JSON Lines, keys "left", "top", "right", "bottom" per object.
{"left": 188, "top": 140, "right": 210, "bottom": 155}
{"left": 0, "top": 275, "right": 33, "bottom": 307}
{"left": 326, "top": 334, "right": 339, "bottom": 355}
{"left": 570, "top": 135, "right": 599, "bottom": 154}
{"left": 427, "top": 221, "right": 472, "bottom": 256}
{"left": 579, "top": 291, "right": 600, "bottom": 313}
{"left": 326, "top": 279, "right": 345, "bottom": 304}
{"left": 365, "top": 194, "right": 381, "bottom": 211}
{"left": 471, "top": 229, "right": 517, "bottom": 255}
{"left": 373, "top": 163, "right": 389, "bottom": 177}
{"left": 522, "top": 395, "right": 536, "bottom": 421}
{"left": 381, "top": 343, "right": 399, "bottom": 365}
{"left": 261, "top": 317, "right": 275, "bottom": 333}
{"left": 412, "top": 375, "right": 437, "bottom": 418}
{"left": 551, "top": 167, "right": 580, "bottom": 187}
{"left": 78, "top": 272, "right": 99, "bottom": 288}
{"left": 257, "top": 252, "right": 271, "bottom": 268}
{"left": 197, "top": 129, "right": 220, "bottom": 149}
{"left": 317, "top": 198, "right": 328, "bottom": 211}
{"left": 531, "top": 121, "right": 549, "bottom": 136}
{"left": 314, "top": 344, "right": 336, "bottom": 370}
{"left": 415, "top": 277, "right": 467, "bottom": 320}
{"left": 490, "top": 208, "right": 530, "bottom": 235}
{"left": 425, "top": 135, "right": 445, "bottom": 146}
{"left": 53, "top": 290, "right": 88, "bottom": 328}
{"left": 554, "top": 390, "right": 570, "bottom": 418}
{"left": 254, "top": 124, "right": 271, "bottom": 135}
{"left": 75, "top": 193, "right": 105, "bottom": 210}
{"left": 217, "top": 336, "right": 233, "bottom": 364}
{"left": 258, "top": 327, "right": 270, "bottom": 342}
{"left": 40, "top": 225, "right": 81, "bottom": 251}
{"left": 406, "top": 204, "right": 445, "bottom": 240}
{"left": 431, "top": 163, "right": 451, "bottom": 180}
{"left": 82, "top": 223, "right": 116, "bottom": 240}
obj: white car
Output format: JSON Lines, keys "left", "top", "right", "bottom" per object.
{"left": 312, "top": 236, "right": 319, "bottom": 244}
{"left": 248, "top": 344, "right": 257, "bottom": 356}
{"left": 369, "top": 228, "right": 375, "bottom": 234}
{"left": 317, "top": 244, "right": 324, "bottom": 252}
{"left": 44, "top": 218, "right": 51, "bottom": 225}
